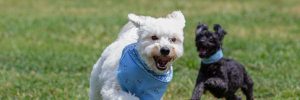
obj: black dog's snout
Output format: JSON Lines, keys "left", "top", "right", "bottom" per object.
{"left": 200, "top": 39, "right": 205, "bottom": 42}
{"left": 160, "top": 47, "right": 170, "bottom": 56}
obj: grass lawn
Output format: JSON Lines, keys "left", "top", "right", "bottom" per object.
{"left": 1, "top": 0, "right": 300, "bottom": 99}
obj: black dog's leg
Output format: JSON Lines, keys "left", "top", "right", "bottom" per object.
{"left": 241, "top": 74, "right": 254, "bottom": 100}
{"left": 225, "top": 93, "right": 241, "bottom": 100}
{"left": 191, "top": 73, "right": 205, "bottom": 100}
{"left": 204, "top": 78, "right": 227, "bottom": 93}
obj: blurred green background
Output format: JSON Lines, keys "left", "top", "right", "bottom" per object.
{"left": 0, "top": 0, "right": 300, "bottom": 99}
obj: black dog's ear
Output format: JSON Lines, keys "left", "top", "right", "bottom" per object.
{"left": 213, "top": 24, "right": 227, "bottom": 41}
{"left": 196, "top": 23, "right": 208, "bottom": 35}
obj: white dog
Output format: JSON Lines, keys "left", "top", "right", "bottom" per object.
{"left": 89, "top": 11, "right": 185, "bottom": 100}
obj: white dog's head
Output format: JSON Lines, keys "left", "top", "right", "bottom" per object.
{"left": 128, "top": 11, "right": 185, "bottom": 74}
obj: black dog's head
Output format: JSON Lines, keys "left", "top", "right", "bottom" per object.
{"left": 195, "top": 23, "right": 227, "bottom": 58}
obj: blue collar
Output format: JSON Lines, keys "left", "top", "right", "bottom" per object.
{"left": 201, "top": 49, "right": 223, "bottom": 64}
{"left": 117, "top": 43, "right": 173, "bottom": 100}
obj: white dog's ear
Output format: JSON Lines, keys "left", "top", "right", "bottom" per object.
{"left": 128, "top": 13, "right": 145, "bottom": 27}
{"left": 167, "top": 11, "right": 186, "bottom": 27}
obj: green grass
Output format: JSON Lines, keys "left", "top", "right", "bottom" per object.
{"left": 1, "top": 0, "right": 300, "bottom": 99}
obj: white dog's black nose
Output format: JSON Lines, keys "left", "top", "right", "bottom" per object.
{"left": 160, "top": 47, "right": 170, "bottom": 56}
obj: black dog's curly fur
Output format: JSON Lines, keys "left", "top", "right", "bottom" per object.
{"left": 191, "top": 23, "right": 254, "bottom": 100}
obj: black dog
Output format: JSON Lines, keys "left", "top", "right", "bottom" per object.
{"left": 191, "top": 23, "right": 254, "bottom": 100}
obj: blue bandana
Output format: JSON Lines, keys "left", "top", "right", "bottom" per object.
{"left": 201, "top": 49, "right": 223, "bottom": 64}
{"left": 117, "top": 43, "right": 173, "bottom": 100}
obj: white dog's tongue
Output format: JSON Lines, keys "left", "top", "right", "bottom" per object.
{"left": 158, "top": 61, "right": 167, "bottom": 67}
{"left": 155, "top": 56, "right": 171, "bottom": 70}
{"left": 157, "top": 63, "right": 166, "bottom": 67}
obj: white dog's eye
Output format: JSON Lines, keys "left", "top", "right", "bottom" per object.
{"left": 151, "top": 36, "right": 159, "bottom": 40}
{"left": 170, "top": 38, "right": 176, "bottom": 42}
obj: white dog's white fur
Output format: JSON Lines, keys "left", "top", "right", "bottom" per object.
{"left": 90, "top": 11, "right": 185, "bottom": 100}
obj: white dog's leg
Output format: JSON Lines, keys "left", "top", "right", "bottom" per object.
{"left": 101, "top": 78, "right": 139, "bottom": 100}
{"left": 90, "top": 57, "right": 106, "bottom": 100}
{"left": 90, "top": 71, "right": 102, "bottom": 100}
{"left": 90, "top": 21, "right": 139, "bottom": 100}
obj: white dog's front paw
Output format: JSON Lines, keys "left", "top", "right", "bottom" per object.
{"left": 101, "top": 87, "right": 139, "bottom": 100}
{"left": 117, "top": 91, "right": 139, "bottom": 100}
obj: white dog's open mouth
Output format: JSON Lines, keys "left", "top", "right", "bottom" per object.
{"left": 153, "top": 56, "right": 172, "bottom": 70}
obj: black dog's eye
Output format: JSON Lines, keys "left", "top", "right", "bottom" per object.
{"left": 151, "top": 35, "right": 159, "bottom": 40}
{"left": 170, "top": 38, "right": 176, "bottom": 42}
